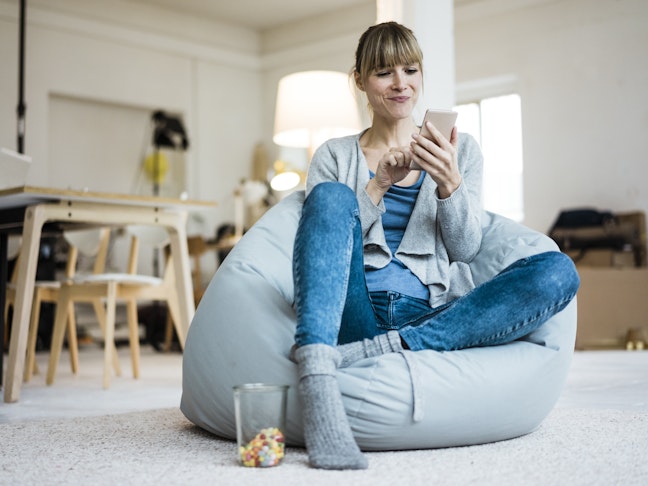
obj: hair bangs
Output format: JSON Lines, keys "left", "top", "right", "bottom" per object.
{"left": 374, "top": 33, "right": 422, "bottom": 71}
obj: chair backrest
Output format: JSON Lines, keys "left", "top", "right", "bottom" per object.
{"left": 63, "top": 228, "right": 112, "bottom": 277}
{"left": 124, "top": 225, "right": 172, "bottom": 278}
{"left": 64, "top": 228, "right": 111, "bottom": 257}
{"left": 126, "top": 225, "right": 170, "bottom": 248}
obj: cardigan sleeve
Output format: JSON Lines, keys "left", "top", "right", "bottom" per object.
{"left": 305, "top": 143, "right": 338, "bottom": 196}
{"left": 436, "top": 133, "right": 484, "bottom": 262}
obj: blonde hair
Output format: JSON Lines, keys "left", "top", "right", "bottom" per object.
{"left": 354, "top": 22, "right": 424, "bottom": 82}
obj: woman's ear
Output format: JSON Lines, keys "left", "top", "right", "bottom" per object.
{"left": 354, "top": 71, "right": 364, "bottom": 92}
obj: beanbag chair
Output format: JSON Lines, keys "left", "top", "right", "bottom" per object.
{"left": 181, "top": 191, "right": 577, "bottom": 450}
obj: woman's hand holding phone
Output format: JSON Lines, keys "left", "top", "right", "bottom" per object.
{"left": 410, "top": 109, "right": 462, "bottom": 198}
{"left": 410, "top": 109, "right": 457, "bottom": 170}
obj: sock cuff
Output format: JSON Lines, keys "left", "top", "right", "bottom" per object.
{"left": 294, "top": 343, "right": 341, "bottom": 377}
{"left": 386, "top": 330, "right": 403, "bottom": 352}
{"left": 375, "top": 331, "right": 403, "bottom": 354}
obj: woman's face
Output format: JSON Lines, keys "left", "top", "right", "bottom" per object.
{"left": 357, "top": 63, "right": 422, "bottom": 122}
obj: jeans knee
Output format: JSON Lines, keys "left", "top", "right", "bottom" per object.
{"left": 544, "top": 251, "right": 580, "bottom": 297}
{"left": 304, "top": 182, "right": 358, "bottom": 218}
{"left": 309, "top": 181, "right": 355, "bottom": 203}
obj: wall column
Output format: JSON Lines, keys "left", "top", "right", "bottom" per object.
{"left": 376, "top": 0, "right": 455, "bottom": 121}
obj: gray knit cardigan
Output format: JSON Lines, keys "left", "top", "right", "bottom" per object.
{"left": 305, "top": 130, "right": 485, "bottom": 306}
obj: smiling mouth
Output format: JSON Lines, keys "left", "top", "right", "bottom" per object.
{"left": 390, "top": 96, "right": 409, "bottom": 102}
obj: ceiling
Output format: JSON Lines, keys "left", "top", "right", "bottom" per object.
{"left": 127, "top": 0, "right": 479, "bottom": 31}
{"left": 127, "top": 0, "right": 373, "bottom": 30}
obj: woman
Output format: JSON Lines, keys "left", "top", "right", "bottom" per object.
{"left": 291, "top": 21, "right": 579, "bottom": 470}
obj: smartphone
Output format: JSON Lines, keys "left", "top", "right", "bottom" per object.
{"left": 410, "top": 109, "right": 458, "bottom": 169}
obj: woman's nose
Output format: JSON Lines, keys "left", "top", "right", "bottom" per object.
{"left": 392, "top": 73, "right": 406, "bottom": 90}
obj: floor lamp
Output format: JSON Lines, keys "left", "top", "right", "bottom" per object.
{"left": 272, "top": 71, "right": 362, "bottom": 191}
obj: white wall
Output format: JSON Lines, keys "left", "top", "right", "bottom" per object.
{"left": 455, "top": 0, "right": 648, "bottom": 231}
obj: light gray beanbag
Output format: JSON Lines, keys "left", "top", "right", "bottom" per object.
{"left": 180, "top": 191, "right": 577, "bottom": 450}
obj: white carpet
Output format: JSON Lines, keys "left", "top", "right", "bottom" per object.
{"left": 2, "top": 406, "right": 647, "bottom": 485}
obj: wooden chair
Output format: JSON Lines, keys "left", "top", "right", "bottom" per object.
{"left": 186, "top": 235, "right": 210, "bottom": 306}
{"left": 4, "top": 229, "right": 114, "bottom": 381}
{"left": 46, "top": 225, "right": 182, "bottom": 389}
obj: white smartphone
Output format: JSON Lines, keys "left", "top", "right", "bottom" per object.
{"left": 410, "top": 109, "right": 458, "bottom": 169}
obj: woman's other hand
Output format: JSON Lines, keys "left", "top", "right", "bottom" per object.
{"left": 367, "top": 147, "right": 413, "bottom": 204}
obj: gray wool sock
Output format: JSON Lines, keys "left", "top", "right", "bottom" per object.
{"left": 337, "top": 330, "right": 403, "bottom": 368}
{"left": 293, "top": 344, "right": 368, "bottom": 470}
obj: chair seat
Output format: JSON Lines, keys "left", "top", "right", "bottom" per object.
{"left": 34, "top": 281, "right": 62, "bottom": 290}
{"left": 73, "top": 273, "right": 162, "bottom": 286}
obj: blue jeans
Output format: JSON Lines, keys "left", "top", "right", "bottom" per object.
{"left": 293, "top": 182, "right": 580, "bottom": 351}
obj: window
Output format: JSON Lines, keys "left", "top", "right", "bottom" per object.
{"left": 454, "top": 94, "right": 524, "bottom": 222}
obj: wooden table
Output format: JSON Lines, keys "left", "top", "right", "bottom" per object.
{"left": 0, "top": 185, "right": 216, "bottom": 403}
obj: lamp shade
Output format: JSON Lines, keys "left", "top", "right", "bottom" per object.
{"left": 273, "top": 71, "right": 361, "bottom": 152}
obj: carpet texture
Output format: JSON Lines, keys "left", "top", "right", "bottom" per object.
{"left": 2, "top": 407, "right": 647, "bottom": 485}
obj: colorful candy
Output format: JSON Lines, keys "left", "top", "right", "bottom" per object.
{"left": 239, "top": 427, "right": 286, "bottom": 467}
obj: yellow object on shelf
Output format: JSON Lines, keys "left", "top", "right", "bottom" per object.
{"left": 144, "top": 152, "right": 169, "bottom": 184}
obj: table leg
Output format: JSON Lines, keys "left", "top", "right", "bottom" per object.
{"left": 0, "top": 233, "right": 7, "bottom": 388}
{"left": 4, "top": 205, "right": 45, "bottom": 403}
{"left": 166, "top": 213, "right": 193, "bottom": 349}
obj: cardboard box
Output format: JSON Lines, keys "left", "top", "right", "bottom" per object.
{"left": 617, "top": 210, "right": 647, "bottom": 266}
{"left": 567, "top": 249, "right": 636, "bottom": 268}
{"left": 575, "top": 267, "right": 648, "bottom": 349}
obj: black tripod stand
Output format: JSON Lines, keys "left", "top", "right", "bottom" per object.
{"left": 150, "top": 111, "right": 189, "bottom": 196}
